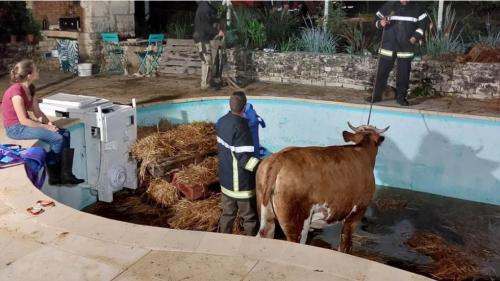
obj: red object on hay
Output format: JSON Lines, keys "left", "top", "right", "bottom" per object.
{"left": 172, "top": 173, "right": 210, "bottom": 201}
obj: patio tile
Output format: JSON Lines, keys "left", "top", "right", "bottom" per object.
{"left": 117, "top": 250, "right": 258, "bottom": 281}
{"left": 243, "top": 260, "right": 351, "bottom": 281}
{"left": 0, "top": 246, "right": 122, "bottom": 281}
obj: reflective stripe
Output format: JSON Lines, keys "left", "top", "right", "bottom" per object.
{"left": 379, "top": 48, "right": 393, "bottom": 57}
{"left": 221, "top": 185, "right": 255, "bottom": 199}
{"left": 231, "top": 152, "right": 239, "bottom": 191}
{"left": 389, "top": 16, "right": 417, "bottom": 22}
{"left": 217, "top": 136, "right": 254, "bottom": 153}
{"left": 397, "top": 52, "right": 414, "bottom": 58}
{"left": 376, "top": 11, "right": 384, "bottom": 19}
{"left": 415, "top": 28, "right": 424, "bottom": 35}
{"left": 245, "top": 157, "right": 259, "bottom": 172}
{"left": 418, "top": 13, "right": 427, "bottom": 21}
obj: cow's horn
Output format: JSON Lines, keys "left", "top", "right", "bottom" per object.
{"left": 347, "top": 122, "right": 359, "bottom": 132}
{"left": 377, "top": 126, "right": 390, "bottom": 134}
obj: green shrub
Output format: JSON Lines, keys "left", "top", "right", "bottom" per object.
{"left": 297, "top": 27, "right": 338, "bottom": 54}
{"left": 260, "top": 8, "right": 298, "bottom": 50}
{"left": 247, "top": 19, "right": 266, "bottom": 49}
{"left": 166, "top": 11, "right": 194, "bottom": 39}
{"left": 341, "top": 22, "right": 377, "bottom": 55}
{"left": 419, "top": 4, "right": 465, "bottom": 57}
{"left": 470, "top": 15, "right": 500, "bottom": 48}
{"left": 230, "top": 8, "right": 258, "bottom": 48}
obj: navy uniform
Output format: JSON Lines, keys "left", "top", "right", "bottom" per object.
{"left": 216, "top": 111, "right": 260, "bottom": 235}
{"left": 373, "top": 1, "right": 428, "bottom": 106}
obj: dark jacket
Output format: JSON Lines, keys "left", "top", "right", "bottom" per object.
{"left": 193, "top": 1, "right": 219, "bottom": 43}
{"left": 216, "top": 112, "right": 260, "bottom": 199}
{"left": 375, "top": 1, "right": 428, "bottom": 57}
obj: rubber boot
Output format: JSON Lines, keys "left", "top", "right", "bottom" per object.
{"left": 60, "top": 148, "right": 84, "bottom": 185}
{"left": 46, "top": 162, "right": 61, "bottom": 185}
{"left": 46, "top": 151, "right": 61, "bottom": 185}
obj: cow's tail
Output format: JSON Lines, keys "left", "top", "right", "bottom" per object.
{"left": 256, "top": 155, "right": 281, "bottom": 239}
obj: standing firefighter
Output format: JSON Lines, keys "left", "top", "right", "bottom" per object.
{"left": 371, "top": 1, "right": 428, "bottom": 106}
{"left": 193, "top": 1, "right": 224, "bottom": 90}
{"left": 216, "top": 91, "right": 260, "bottom": 236}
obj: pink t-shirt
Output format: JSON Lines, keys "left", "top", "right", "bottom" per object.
{"left": 1, "top": 83, "right": 33, "bottom": 128}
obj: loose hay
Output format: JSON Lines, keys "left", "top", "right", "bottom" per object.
{"left": 132, "top": 122, "right": 217, "bottom": 179}
{"left": 146, "top": 178, "right": 180, "bottom": 206}
{"left": 406, "top": 232, "right": 479, "bottom": 280}
{"left": 168, "top": 193, "right": 222, "bottom": 231}
{"left": 174, "top": 156, "right": 219, "bottom": 187}
{"left": 137, "top": 119, "right": 174, "bottom": 139}
{"left": 456, "top": 44, "right": 500, "bottom": 63}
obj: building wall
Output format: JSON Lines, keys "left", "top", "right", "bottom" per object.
{"left": 30, "top": 1, "right": 85, "bottom": 31}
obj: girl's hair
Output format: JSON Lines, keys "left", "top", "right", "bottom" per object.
{"left": 10, "top": 59, "right": 36, "bottom": 84}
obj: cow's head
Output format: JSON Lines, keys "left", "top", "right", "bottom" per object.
{"left": 342, "top": 122, "right": 389, "bottom": 146}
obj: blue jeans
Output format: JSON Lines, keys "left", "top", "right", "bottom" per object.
{"left": 5, "top": 123, "right": 70, "bottom": 154}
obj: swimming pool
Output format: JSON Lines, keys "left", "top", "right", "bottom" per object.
{"left": 137, "top": 97, "right": 500, "bottom": 206}
{"left": 41, "top": 97, "right": 500, "bottom": 208}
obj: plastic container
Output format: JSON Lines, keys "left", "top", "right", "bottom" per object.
{"left": 77, "top": 63, "right": 92, "bottom": 77}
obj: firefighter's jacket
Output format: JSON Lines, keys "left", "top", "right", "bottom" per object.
{"left": 216, "top": 112, "right": 260, "bottom": 199}
{"left": 375, "top": 2, "right": 428, "bottom": 58}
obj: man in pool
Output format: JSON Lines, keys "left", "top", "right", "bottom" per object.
{"left": 216, "top": 91, "right": 260, "bottom": 235}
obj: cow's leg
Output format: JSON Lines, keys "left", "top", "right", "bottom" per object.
{"left": 256, "top": 199, "right": 276, "bottom": 239}
{"left": 338, "top": 206, "right": 366, "bottom": 253}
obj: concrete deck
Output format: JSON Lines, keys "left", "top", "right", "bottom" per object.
{"left": 4, "top": 71, "right": 496, "bottom": 280}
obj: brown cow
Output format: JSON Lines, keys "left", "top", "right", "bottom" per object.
{"left": 256, "top": 123, "right": 389, "bottom": 253}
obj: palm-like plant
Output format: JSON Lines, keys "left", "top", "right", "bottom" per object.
{"left": 420, "top": 4, "right": 465, "bottom": 57}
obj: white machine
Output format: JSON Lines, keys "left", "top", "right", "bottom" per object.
{"left": 40, "top": 93, "right": 137, "bottom": 202}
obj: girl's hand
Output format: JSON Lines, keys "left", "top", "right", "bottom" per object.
{"left": 44, "top": 124, "right": 59, "bottom": 132}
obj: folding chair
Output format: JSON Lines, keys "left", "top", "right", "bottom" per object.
{"left": 101, "top": 32, "right": 124, "bottom": 74}
{"left": 136, "top": 34, "right": 165, "bottom": 76}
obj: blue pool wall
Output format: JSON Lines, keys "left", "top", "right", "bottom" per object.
{"left": 137, "top": 97, "right": 500, "bottom": 206}
{"left": 40, "top": 123, "right": 97, "bottom": 210}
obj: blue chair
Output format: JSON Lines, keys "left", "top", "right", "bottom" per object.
{"left": 101, "top": 32, "right": 124, "bottom": 74}
{"left": 136, "top": 34, "right": 165, "bottom": 76}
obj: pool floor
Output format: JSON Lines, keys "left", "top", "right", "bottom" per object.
{"left": 83, "top": 186, "right": 500, "bottom": 281}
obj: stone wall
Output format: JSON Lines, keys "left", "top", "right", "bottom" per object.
{"left": 226, "top": 50, "right": 500, "bottom": 98}
{"left": 79, "top": 1, "right": 135, "bottom": 61}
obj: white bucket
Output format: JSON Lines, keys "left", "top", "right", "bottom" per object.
{"left": 77, "top": 63, "right": 92, "bottom": 77}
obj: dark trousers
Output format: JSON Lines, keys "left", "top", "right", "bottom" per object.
{"left": 374, "top": 55, "right": 412, "bottom": 101}
{"left": 218, "top": 194, "right": 258, "bottom": 236}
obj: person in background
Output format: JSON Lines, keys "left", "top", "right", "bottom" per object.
{"left": 2, "top": 59, "right": 84, "bottom": 185}
{"left": 193, "top": 1, "right": 224, "bottom": 90}
{"left": 216, "top": 91, "right": 260, "bottom": 235}
{"left": 368, "top": 0, "right": 428, "bottom": 106}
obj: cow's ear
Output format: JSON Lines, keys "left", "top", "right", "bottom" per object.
{"left": 342, "top": 131, "right": 355, "bottom": 143}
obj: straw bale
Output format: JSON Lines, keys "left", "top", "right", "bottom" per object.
{"left": 132, "top": 121, "right": 217, "bottom": 179}
{"left": 406, "top": 232, "right": 479, "bottom": 280}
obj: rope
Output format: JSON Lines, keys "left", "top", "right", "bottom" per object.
{"left": 367, "top": 14, "right": 391, "bottom": 125}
